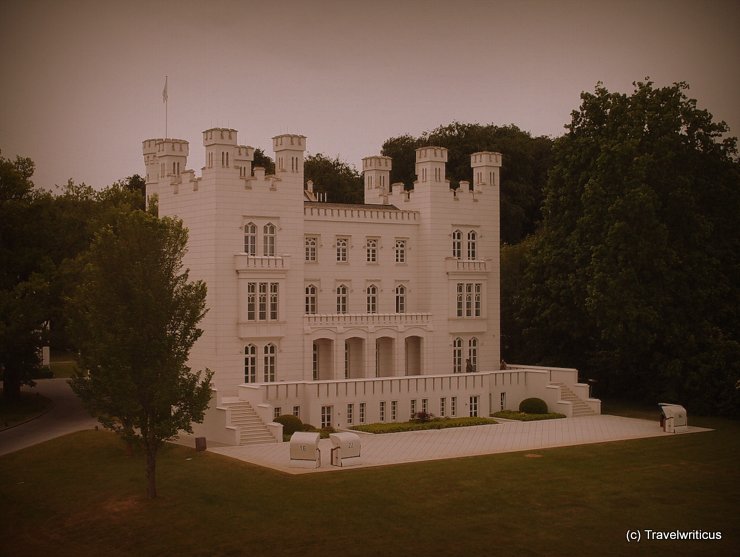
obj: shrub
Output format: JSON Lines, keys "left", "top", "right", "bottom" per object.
{"left": 411, "top": 411, "right": 434, "bottom": 423}
{"left": 519, "top": 398, "right": 548, "bottom": 414}
{"left": 274, "top": 414, "right": 303, "bottom": 436}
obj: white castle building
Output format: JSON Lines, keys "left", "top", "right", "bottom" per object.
{"left": 143, "top": 128, "right": 600, "bottom": 445}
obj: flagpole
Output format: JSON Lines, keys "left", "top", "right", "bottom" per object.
{"left": 163, "top": 75, "right": 169, "bottom": 138}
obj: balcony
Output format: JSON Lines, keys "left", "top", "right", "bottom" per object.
{"left": 445, "top": 258, "right": 489, "bottom": 274}
{"left": 235, "top": 254, "right": 290, "bottom": 274}
{"left": 304, "top": 312, "right": 432, "bottom": 332}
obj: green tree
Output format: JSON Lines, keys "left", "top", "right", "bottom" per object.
{"left": 304, "top": 153, "right": 363, "bottom": 204}
{"left": 514, "top": 81, "right": 740, "bottom": 415}
{"left": 381, "top": 123, "right": 552, "bottom": 244}
{"left": 69, "top": 211, "right": 213, "bottom": 497}
{"left": 0, "top": 154, "right": 51, "bottom": 399}
{"left": 252, "top": 148, "right": 275, "bottom": 174}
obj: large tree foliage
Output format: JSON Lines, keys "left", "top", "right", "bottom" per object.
{"left": 0, "top": 154, "right": 50, "bottom": 398}
{"left": 304, "top": 153, "right": 363, "bottom": 204}
{"left": 382, "top": 123, "right": 553, "bottom": 244}
{"left": 510, "top": 81, "right": 740, "bottom": 415}
{"left": 69, "top": 211, "right": 213, "bottom": 498}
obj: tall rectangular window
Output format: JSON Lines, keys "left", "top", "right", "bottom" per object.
{"left": 379, "top": 401, "right": 386, "bottom": 422}
{"left": 410, "top": 399, "right": 417, "bottom": 419}
{"left": 395, "top": 284, "right": 406, "bottom": 314}
{"left": 305, "top": 236, "right": 317, "bottom": 262}
{"left": 244, "top": 344, "right": 256, "bottom": 383}
{"left": 474, "top": 283, "right": 481, "bottom": 317}
{"left": 456, "top": 283, "right": 464, "bottom": 317}
{"left": 422, "top": 399, "right": 429, "bottom": 414}
{"left": 264, "top": 223, "right": 276, "bottom": 256}
{"left": 305, "top": 284, "right": 317, "bottom": 314}
{"left": 347, "top": 403, "right": 354, "bottom": 425}
{"left": 391, "top": 400, "right": 398, "bottom": 421}
{"left": 366, "top": 238, "right": 377, "bottom": 263}
{"left": 336, "top": 237, "right": 348, "bottom": 262}
{"left": 469, "top": 395, "right": 479, "bottom": 417}
{"left": 263, "top": 343, "right": 276, "bottom": 382}
{"left": 293, "top": 406, "right": 301, "bottom": 418}
{"left": 394, "top": 239, "right": 406, "bottom": 263}
{"left": 465, "top": 283, "right": 473, "bottom": 316}
{"left": 269, "top": 283, "right": 279, "bottom": 320}
{"left": 366, "top": 284, "right": 377, "bottom": 314}
{"left": 321, "top": 406, "right": 333, "bottom": 429}
{"left": 244, "top": 223, "right": 257, "bottom": 255}
{"left": 453, "top": 337, "right": 463, "bottom": 373}
{"left": 451, "top": 396, "right": 457, "bottom": 417}
{"left": 440, "top": 397, "right": 447, "bottom": 417}
{"left": 258, "top": 282, "right": 268, "bottom": 321}
{"left": 452, "top": 229, "right": 462, "bottom": 259}
{"left": 359, "top": 402, "right": 366, "bottom": 424}
{"left": 336, "top": 284, "right": 348, "bottom": 314}
{"left": 247, "top": 283, "right": 256, "bottom": 320}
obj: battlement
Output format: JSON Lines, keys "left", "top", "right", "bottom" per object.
{"left": 142, "top": 138, "right": 162, "bottom": 156}
{"left": 157, "top": 138, "right": 189, "bottom": 157}
{"left": 235, "top": 145, "right": 255, "bottom": 161}
{"left": 273, "top": 134, "right": 306, "bottom": 152}
{"left": 471, "top": 151, "right": 502, "bottom": 168}
{"left": 416, "top": 146, "right": 448, "bottom": 163}
{"left": 362, "top": 155, "right": 392, "bottom": 172}
{"left": 203, "top": 128, "right": 238, "bottom": 146}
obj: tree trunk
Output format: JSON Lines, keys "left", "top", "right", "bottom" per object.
{"left": 145, "top": 446, "right": 157, "bottom": 499}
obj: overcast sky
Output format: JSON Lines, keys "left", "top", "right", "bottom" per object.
{"left": 1, "top": 0, "right": 738, "bottom": 190}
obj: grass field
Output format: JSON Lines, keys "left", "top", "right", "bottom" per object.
{"left": 1, "top": 406, "right": 738, "bottom": 557}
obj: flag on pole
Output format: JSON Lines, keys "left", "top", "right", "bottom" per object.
{"left": 162, "top": 76, "right": 168, "bottom": 103}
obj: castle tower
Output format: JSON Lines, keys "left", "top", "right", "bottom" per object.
{"left": 273, "top": 134, "right": 306, "bottom": 184}
{"left": 362, "top": 155, "right": 392, "bottom": 204}
{"left": 470, "top": 151, "right": 502, "bottom": 188}
{"left": 203, "top": 128, "right": 238, "bottom": 175}
{"left": 234, "top": 144, "right": 255, "bottom": 179}
{"left": 142, "top": 138, "right": 162, "bottom": 185}
{"left": 156, "top": 139, "right": 189, "bottom": 182}
{"left": 415, "top": 146, "right": 448, "bottom": 186}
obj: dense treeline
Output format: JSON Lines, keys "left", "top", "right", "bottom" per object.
{"left": 382, "top": 123, "right": 553, "bottom": 244}
{"left": 0, "top": 160, "right": 145, "bottom": 398}
{"left": 506, "top": 82, "right": 740, "bottom": 415}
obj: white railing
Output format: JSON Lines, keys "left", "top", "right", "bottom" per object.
{"left": 445, "top": 258, "right": 489, "bottom": 273}
{"left": 234, "top": 254, "right": 291, "bottom": 271}
{"left": 304, "top": 312, "right": 431, "bottom": 328}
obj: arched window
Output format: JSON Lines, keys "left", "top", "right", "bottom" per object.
{"left": 305, "top": 236, "right": 317, "bottom": 262}
{"left": 467, "top": 230, "right": 477, "bottom": 260}
{"left": 305, "top": 284, "right": 317, "bottom": 314}
{"left": 263, "top": 223, "right": 276, "bottom": 256}
{"left": 336, "top": 284, "right": 348, "bottom": 314}
{"left": 452, "top": 230, "right": 462, "bottom": 259}
{"left": 395, "top": 284, "right": 406, "bottom": 313}
{"left": 264, "top": 343, "right": 276, "bottom": 382}
{"left": 468, "top": 337, "right": 478, "bottom": 372}
{"left": 394, "top": 239, "right": 406, "bottom": 263}
{"left": 336, "top": 237, "right": 348, "bottom": 262}
{"left": 453, "top": 337, "right": 463, "bottom": 373}
{"left": 366, "top": 284, "right": 378, "bottom": 314}
{"left": 244, "top": 223, "right": 256, "bottom": 255}
{"left": 244, "top": 344, "right": 256, "bottom": 383}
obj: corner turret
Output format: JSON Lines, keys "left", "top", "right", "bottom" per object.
{"left": 415, "top": 146, "right": 448, "bottom": 186}
{"left": 273, "top": 133, "right": 306, "bottom": 184}
{"left": 470, "top": 151, "right": 502, "bottom": 188}
{"left": 362, "top": 155, "right": 392, "bottom": 204}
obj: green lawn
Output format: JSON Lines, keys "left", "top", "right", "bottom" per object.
{"left": 0, "top": 407, "right": 737, "bottom": 557}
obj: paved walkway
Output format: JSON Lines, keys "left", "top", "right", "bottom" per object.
{"left": 0, "top": 379, "right": 98, "bottom": 457}
{"left": 209, "top": 415, "right": 711, "bottom": 475}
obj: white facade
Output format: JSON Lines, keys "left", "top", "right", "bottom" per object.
{"left": 143, "top": 128, "right": 599, "bottom": 445}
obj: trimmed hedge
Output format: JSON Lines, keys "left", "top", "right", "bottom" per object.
{"left": 350, "top": 416, "right": 497, "bottom": 434}
{"left": 492, "top": 410, "right": 566, "bottom": 421}
{"left": 274, "top": 414, "right": 303, "bottom": 436}
{"left": 519, "top": 398, "right": 548, "bottom": 414}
